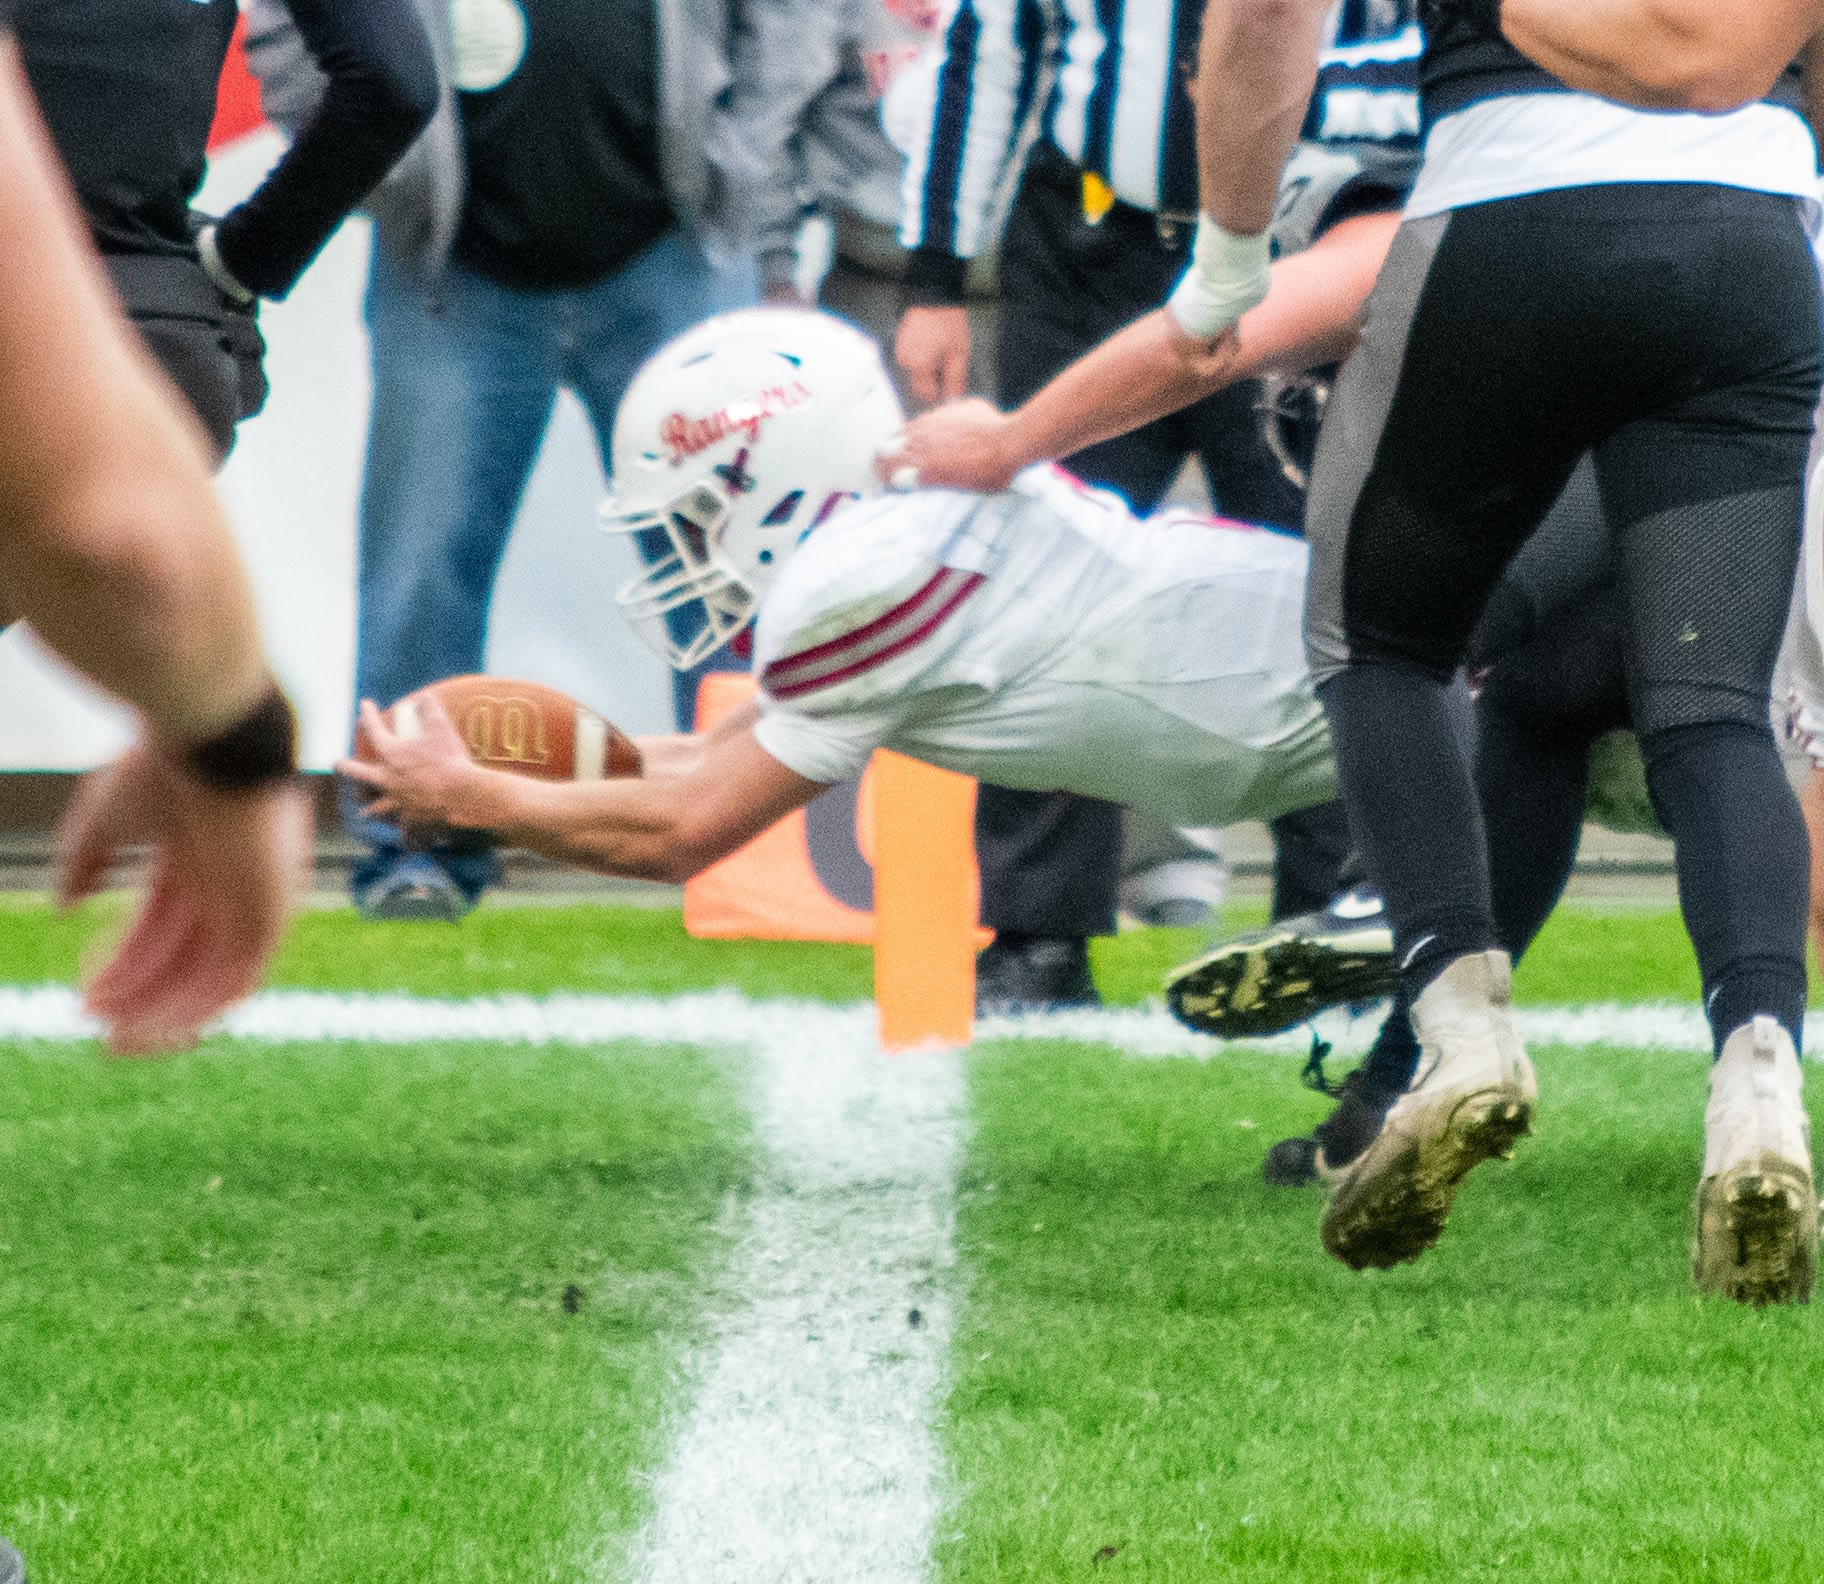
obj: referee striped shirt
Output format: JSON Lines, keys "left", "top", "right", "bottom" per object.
{"left": 899, "top": 0, "right": 1421, "bottom": 298}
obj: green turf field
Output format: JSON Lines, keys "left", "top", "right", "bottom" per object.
{"left": 0, "top": 898, "right": 1817, "bottom": 1582}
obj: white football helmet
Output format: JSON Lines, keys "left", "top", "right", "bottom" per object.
{"left": 600, "top": 308, "right": 905, "bottom": 670}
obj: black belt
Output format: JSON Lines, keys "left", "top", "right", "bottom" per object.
{"left": 1025, "top": 141, "right": 1197, "bottom": 250}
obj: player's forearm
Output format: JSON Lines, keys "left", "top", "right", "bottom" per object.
{"left": 6, "top": 453, "right": 273, "bottom": 745}
{"left": 1001, "top": 316, "right": 1218, "bottom": 468}
{"left": 1002, "top": 212, "right": 1396, "bottom": 469}
{"left": 0, "top": 46, "right": 270, "bottom": 743}
{"left": 448, "top": 770, "right": 708, "bottom": 882}
{"left": 1194, "top": 0, "right": 1331, "bottom": 234}
{"left": 1498, "top": 0, "right": 1821, "bottom": 112}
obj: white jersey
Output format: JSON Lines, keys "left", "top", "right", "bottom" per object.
{"left": 751, "top": 467, "right": 1336, "bottom": 826}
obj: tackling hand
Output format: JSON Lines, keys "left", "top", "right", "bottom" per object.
{"left": 880, "top": 398, "right": 1019, "bottom": 494}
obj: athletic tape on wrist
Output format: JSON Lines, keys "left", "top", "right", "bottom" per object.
{"left": 1165, "top": 216, "right": 1272, "bottom": 341}
{"left": 184, "top": 682, "right": 297, "bottom": 792}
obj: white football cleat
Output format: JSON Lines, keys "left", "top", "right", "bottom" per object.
{"left": 1693, "top": 1016, "right": 1816, "bottom": 1307}
{"left": 1320, "top": 949, "right": 1536, "bottom": 1269}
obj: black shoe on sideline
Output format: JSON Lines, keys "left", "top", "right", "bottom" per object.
{"left": 976, "top": 933, "right": 1101, "bottom": 1015}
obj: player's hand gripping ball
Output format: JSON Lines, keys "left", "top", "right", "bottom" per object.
{"left": 340, "top": 676, "right": 641, "bottom": 837}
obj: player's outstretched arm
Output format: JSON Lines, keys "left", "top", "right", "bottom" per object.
{"left": 889, "top": 211, "right": 1396, "bottom": 492}
{"left": 631, "top": 698, "right": 767, "bottom": 780}
{"left": 1493, "top": 0, "right": 1822, "bottom": 113}
{"left": 340, "top": 699, "right": 826, "bottom": 884}
{"left": 0, "top": 43, "right": 309, "bottom": 1054}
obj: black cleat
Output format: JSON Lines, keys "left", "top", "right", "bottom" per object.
{"left": 976, "top": 933, "right": 1101, "bottom": 1015}
{"left": 1262, "top": 1063, "right": 1407, "bottom": 1188}
{"left": 1165, "top": 887, "right": 1393, "bottom": 1039}
{"left": 1263, "top": 1135, "right": 1321, "bottom": 1187}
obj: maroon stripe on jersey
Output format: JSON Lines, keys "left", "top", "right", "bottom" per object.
{"left": 762, "top": 568, "right": 985, "bottom": 700}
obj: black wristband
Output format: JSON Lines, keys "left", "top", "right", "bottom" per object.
{"left": 183, "top": 682, "right": 298, "bottom": 792}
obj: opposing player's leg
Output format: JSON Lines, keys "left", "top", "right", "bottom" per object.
{"left": 1277, "top": 584, "right": 1632, "bottom": 1195}
{"left": 1597, "top": 320, "right": 1821, "bottom": 1301}
{"left": 1302, "top": 201, "right": 1612, "bottom": 1266}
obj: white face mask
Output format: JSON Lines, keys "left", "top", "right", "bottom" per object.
{"left": 596, "top": 309, "right": 907, "bottom": 669}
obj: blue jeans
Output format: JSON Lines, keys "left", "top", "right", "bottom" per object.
{"left": 348, "top": 230, "right": 755, "bottom": 897}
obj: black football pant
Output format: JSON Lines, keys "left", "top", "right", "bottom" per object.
{"left": 105, "top": 249, "right": 266, "bottom": 467}
{"left": 1308, "top": 183, "right": 1822, "bottom": 1052}
{"left": 982, "top": 141, "right": 1336, "bottom": 937}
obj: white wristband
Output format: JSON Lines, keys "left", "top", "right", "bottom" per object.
{"left": 1165, "top": 215, "right": 1272, "bottom": 340}
{"left": 196, "top": 224, "right": 256, "bottom": 306}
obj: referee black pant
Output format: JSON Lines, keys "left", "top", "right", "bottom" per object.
{"left": 1308, "top": 181, "right": 1823, "bottom": 1050}
{"left": 982, "top": 140, "right": 1343, "bottom": 938}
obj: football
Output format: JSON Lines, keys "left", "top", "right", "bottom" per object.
{"left": 371, "top": 675, "right": 643, "bottom": 781}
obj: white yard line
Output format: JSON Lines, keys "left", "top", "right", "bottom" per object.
{"left": 0, "top": 986, "right": 966, "bottom": 1584}
{"left": 617, "top": 1006, "right": 966, "bottom": 1584}
{"left": 0, "top": 984, "right": 1777, "bottom": 1055}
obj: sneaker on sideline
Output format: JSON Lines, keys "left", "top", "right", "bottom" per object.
{"left": 354, "top": 853, "right": 476, "bottom": 924}
{"left": 976, "top": 933, "right": 1101, "bottom": 1015}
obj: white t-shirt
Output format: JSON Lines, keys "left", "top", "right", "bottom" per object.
{"left": 1406, "top": 94, "right": 1821, "bottom": 228}
{"left": 750, "top": 467, "right": 1337, "bottom": 826}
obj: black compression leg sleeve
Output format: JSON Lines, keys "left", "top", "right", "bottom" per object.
{"left": 1358, "top": 987, "right": 1421, "bottom": 1092}
{"left": 1640, "top": 721, "right": 1809, "bottom": 1054}
{"left": 1319, "top": 664, "right": 1496, "bottom": 992}
{"left": 1478, "top": 581, "right": 1632, "bottom": 958}
{"left": 1479, "top": 714, "right": 1591, "bottom": 960}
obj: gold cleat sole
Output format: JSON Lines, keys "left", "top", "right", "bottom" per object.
{"left": 1693, "top": 1164, "right": 1817, "bottom": 1307}
{"left": 1165, "top": 931, "right": 1394, "bottom": 1040}
{"left": 1321, "top": 1081, "right": 1533, "bottom": 1270}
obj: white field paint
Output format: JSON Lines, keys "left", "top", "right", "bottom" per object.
{"left": 0, "top": 984, "right": 1789, "bottom": 1580}
{"left": 0, "top": 985, "right": 1793, "bottom": 1056}
{"left": 616, "top": 1009, "right": 966, "bottom": 1584}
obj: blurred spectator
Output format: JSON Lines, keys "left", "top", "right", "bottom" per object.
{"left": 720, "top": 0, "right": 938, "bottom": 331}
{"left": 249, "top": 0, "right": 783, "bottom": 921}
{"left": 12, "top": 0, "right": 435, "bottom": 464}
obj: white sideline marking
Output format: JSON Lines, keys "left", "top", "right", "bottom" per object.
{"left": 0, "top": 984, "right": 1803, "bottom": 1056}
{"left": 618, "top": 1007, "right": 965, "bottom": 1584}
